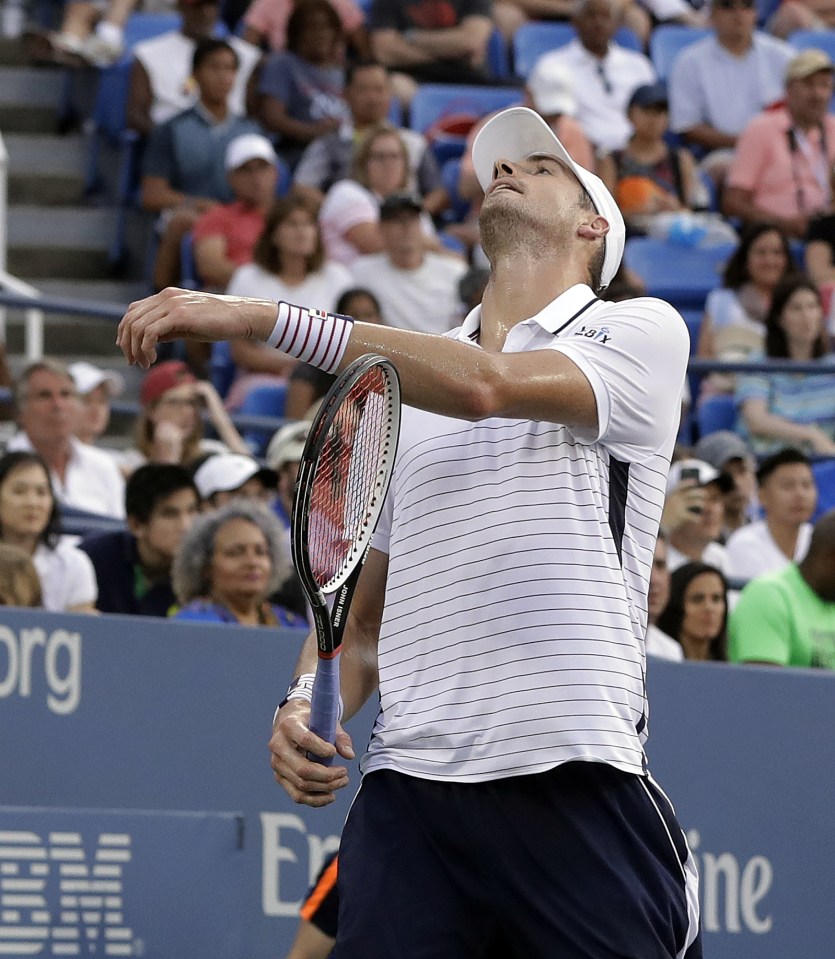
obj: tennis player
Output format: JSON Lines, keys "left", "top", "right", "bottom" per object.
{"left": 118, "top": 106, "right": 701, "bottom": 958}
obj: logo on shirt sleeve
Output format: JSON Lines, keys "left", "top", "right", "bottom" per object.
{"left": 574, "top": 325, "right": 612, "bottom": 344}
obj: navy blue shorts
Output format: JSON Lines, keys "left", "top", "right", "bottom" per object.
{"left": 333, "top": 762, "right": 702, "bottom": 959}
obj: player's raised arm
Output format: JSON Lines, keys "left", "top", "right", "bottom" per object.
{"left": 117, "top": 108, "right": 643, "bottom": 431}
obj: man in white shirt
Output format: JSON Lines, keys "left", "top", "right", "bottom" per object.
{"left": 726, "top": 447, "right": 816, "bottom": 582}
{"left": 664, "top": 458, "right": 734, "bottom": 574}
{"left": 530, "top": 0, "right": 656, "bottom": 153}
{"left": 668, "top": 0, "right": 793, "bottom": 180}
{"left": 117, "top": 105, "right": 701, "bottom": 959}
{"left": 7, "top": 361, "right": 126, "bottom": 519}
{"left": 351, "top": 193, "right": 468, "bottom": 336}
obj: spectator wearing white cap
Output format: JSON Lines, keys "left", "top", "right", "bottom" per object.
{"left": 194, "top": 452, "right": 278, "bottom": 509}
{"left": 191, "top": 133, "right": 280, "bottom": 291}
{"left": 265, "top": 420, "right": 309, "bottom": 529}
{"left": 723, "top": 48, "right": 835, "bottom": 238}
{"left": 68, "top": 361, "right": 125, "bottom": 448}
{"left": 662, "top": 458, "right": 735, "bottom": 573}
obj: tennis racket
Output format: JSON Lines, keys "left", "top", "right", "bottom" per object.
{"left": 291, "top": 354, "right": 401, "bottom": 764}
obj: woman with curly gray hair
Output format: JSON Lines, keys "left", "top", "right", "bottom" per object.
{"left": 171, "top": 500, "right": 306, "bottom": 627}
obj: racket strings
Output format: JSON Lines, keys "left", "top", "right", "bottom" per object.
{"left": 308, "top": 367, "right": 392, "bottom": 587}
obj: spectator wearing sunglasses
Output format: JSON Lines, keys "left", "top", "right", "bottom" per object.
{"left": 668, "top": 0, "right": 793, "bottom": 186}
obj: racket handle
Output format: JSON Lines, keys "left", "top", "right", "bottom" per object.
{"left": 307, "top": 653, "right": 341, "bottom": 766}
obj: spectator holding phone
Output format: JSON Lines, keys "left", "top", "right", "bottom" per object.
{"left": 662, "top": 459, "right": 735, "bottom": 573}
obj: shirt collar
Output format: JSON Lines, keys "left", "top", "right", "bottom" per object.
{"left": 457, "top": 284, "right": 598, "bottom": 343}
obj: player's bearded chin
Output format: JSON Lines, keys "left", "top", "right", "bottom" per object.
{"left": 479, "top": 201, "right": 553, "bottom": 263}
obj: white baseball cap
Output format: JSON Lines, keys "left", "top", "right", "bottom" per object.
{"left": 666, "top": 458, "right": 735, "bottom": 495}
{"left": 68, "top": 361, "right": 125, "bottom": 398}
{"left": 471, "top": 106, "right": 625, "bottom": 289}
{"left": 224, "top": 133, "right": 277, "bottom": 172}
{"left": 526, "top": 59, "right": 577, "bottom": 118}
{"left": 194, "top": 453, "right": 277, "bottom": 500}
{"left": 265, "top": 421, "right": 310, "bottom": 471}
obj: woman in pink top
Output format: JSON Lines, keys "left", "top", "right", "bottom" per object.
{"left": 243, "top": 0, "right": 370, "bottom": 59}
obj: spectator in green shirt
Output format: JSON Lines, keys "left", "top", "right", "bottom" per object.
{"left": 728, "top": 508, "right": 835, "bottom": 669}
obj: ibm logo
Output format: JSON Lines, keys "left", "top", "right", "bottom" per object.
{"left": 0, "top": 831, "right": 136, "bottom": 956}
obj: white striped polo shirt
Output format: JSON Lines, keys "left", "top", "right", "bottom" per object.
{"left": 362, "top": 284, "right": 690, "bottom": 782}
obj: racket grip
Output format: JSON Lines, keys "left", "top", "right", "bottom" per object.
{"left": 307, "top": 653, "right": 341, "bottom": 766}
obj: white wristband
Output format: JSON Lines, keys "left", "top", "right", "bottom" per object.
{"left": 267, "top": 301, "right": 354, "bottom": 374}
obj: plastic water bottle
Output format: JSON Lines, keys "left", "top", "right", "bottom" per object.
{"left": 666, "top": 213, "right": 708, "bottom": 248}
{"left": 1, "top": 0, "right": 25, "bottom": 38}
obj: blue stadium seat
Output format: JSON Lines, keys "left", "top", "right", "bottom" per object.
{"left": 239, "top": 384, "right": 288, "bottom": 455}
{"left": 210, "top": 341, "right": 237, "bottom": 398}
{"left": 679, "top": 308, "right": 703, "bottom": 354}
{"left": 409, "top": 84, "right": 523, "bottom": 163}
{"left": 649, "top": 25, "right": 710, "bottom": 80}
{"left": 812, "top": 458, "right": 835, "bottom": 520}
{"left": 623, "top": 237, "right": 735, "bottom": 309}
{"left": 487, "top": 28, "right": 511, "bottom": 79}
{"left": 787, "top": 28, "right": 835, "bottom": 59}
{"left": 512, "top": 21, "right": 642, "bottom": 77}
{"left": 440, "top": 156, "right": 471, "bottom": 224}
{"left": 179, "top": 231, "right": 201, "bottom": 290}
{"left": 696, "top": 394, "right": 738, "bottom": 438}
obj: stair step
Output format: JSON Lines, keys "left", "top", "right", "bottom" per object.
{"left": 9, "top": 172, "right": 85, "bottom": 205}
{"left": 0, "top": 103, "right": 59, "bottom": 133}
{"left": 7, "top": 247, "right": 113, "bottom": 279}
{"left": 8, "top": 204, "right": 115, "bottom": 246}
{"left": 35, "top": 278, "right": 148, "bottom": 303}
{"left": 0, "top": 64, "right": 67, "bottom": 104}
{"left": 4, "top": 132, "right": 86, "bottom": 173}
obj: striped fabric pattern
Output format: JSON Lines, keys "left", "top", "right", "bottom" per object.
{"left": 363, "top": 286, "right": 689, "bottom": 783}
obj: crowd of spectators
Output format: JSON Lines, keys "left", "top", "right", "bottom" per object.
{"left": 3, "top": 0, "right": 835, "bottom": 669}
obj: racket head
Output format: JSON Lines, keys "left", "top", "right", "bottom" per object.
{"left": 291, "top": 354, "right": 401, "bottom": 606}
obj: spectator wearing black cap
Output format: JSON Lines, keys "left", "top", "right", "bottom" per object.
{"left": 662, "top": 458, "right": 735, "bottom": 574}
{"left": 694, "top": 429, "right": 759, "bottom": 535}
{"left": 80, "top": 464, "right": 200, "bottom": 617}
{"left": 598, "top": 82, "right": 705, "bottom": 237}
{"left": 350, "top": 192, "right": 468, "bottom": 335}
{"left": 725, "top": 447, "right": 817, "bottom": 581}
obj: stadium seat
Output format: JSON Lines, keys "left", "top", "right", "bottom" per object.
{"left": 696, "top": 394, "right": 738, "bottom": 437}
{"left": 440, "top": 156, "right": 471, "bottom": 224}
{"left": 812, "top": 458, "right": 835, "bottom": 520}
{"left": 239, "top": 383, "right": 288, "bottom": 455}
{"left": 210, "top": 341, "right": 237, "bottom": 398}
{"left": 409, "top": 84, "right": 523, "bottom": 163}
{"left": 179, "top": 231, "right": 202, "bottom": 290}
{"left": 512, "top": 21, "right": 642, "bottom": 77}
{"left": 648, "top": 25, "right": 710, "bottom": 80}
{"left": 679, "top": 308, "right": 703, "bottom": 354}
{"left": 487, "top": 28, "right": 511, "bottom": 79}
{"left": 788, "top": 28, "right": 835, "bottom": 59}
{"left": 623, "top": 237, "right": 735, "bottom": 309}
